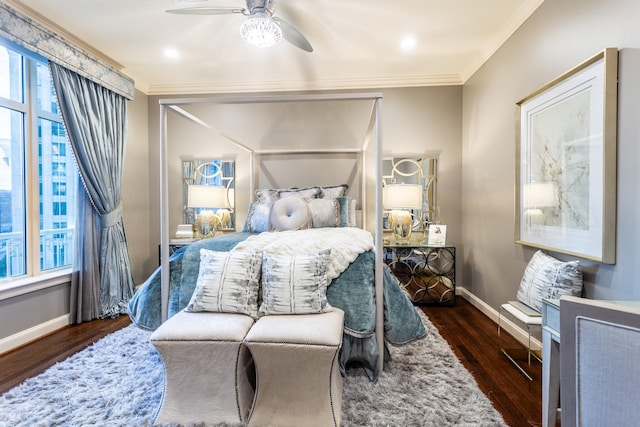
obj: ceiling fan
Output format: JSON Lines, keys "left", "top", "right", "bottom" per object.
{"left": 167, "top": 0, "right": 313, "bottom": 52}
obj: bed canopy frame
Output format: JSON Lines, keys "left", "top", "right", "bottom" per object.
{"left": 158, "top": 92, "right": 385, "bottom": 374}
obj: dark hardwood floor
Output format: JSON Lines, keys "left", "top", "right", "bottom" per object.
{"left": 0, "top": 314, "right": 131, "bottom": 395}
{"left": 420, "top": 299, "right": 544, "bottom": 427}
{"left": 0, "top": 298, "right": 543, "bottom": 426}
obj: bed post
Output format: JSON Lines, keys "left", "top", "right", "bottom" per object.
{"left": 159, "top": 102, "right": 170, "bottom": 323}
{"left": 374, "top": 96, "right": 384, "bottom": 376}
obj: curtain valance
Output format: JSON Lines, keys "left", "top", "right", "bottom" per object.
{"left": 0, "top": 2, "right": 135, "bottom": 100}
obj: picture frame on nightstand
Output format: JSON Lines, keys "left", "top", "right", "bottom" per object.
{"left": 427, "top": 224, "right": 446, "bottom": 245}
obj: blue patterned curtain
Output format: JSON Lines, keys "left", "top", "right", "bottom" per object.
{"left": 49, "top": 62, "right": 134, "bottom": 322}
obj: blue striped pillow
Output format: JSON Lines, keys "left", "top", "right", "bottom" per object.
{"left": 185, "top": 249, "right": 262, "bottom": 317}
{"left": 259, "top": 249, "right": 332, "bottom": 315}
{"left": 517, "top": 250, "right": 583, "bottom": 312}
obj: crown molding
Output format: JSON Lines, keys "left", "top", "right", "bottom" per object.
{"left": 143, "top": 73, "right": 463, "bottom": 96}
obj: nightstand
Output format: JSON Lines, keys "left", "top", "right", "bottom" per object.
{"left": 158, "top": 239, "right": 198, "bottom": 265}
{"left": 383, "top": 243, "right": 455, "bottom": 305}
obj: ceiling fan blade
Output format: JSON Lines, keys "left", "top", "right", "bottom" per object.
{"left": 166, "top": 6, "right": 246, "bottom": 15}
{"left": 273, "top": 17, "right": 313, "bottom": 52}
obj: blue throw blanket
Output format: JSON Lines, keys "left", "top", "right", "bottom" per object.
{"left": 128, "top": 232, "right": 426, "bottom": 378}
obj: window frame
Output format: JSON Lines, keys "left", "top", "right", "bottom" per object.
{"left": 0, "top": 38, "right": 74, "bottom": 297}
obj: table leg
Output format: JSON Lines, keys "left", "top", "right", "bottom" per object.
{"left": 542, "top": 328, "right": 560, "bottom": 427}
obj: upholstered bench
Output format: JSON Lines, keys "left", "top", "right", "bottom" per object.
{"left": 150, "top": 310, "right": 256, "bottom": 425}
{"left": 244, "top": 308, "right": 345, "bottom": 427}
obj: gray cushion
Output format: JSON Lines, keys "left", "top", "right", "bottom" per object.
{"left": 517, "top": 250, "right": 583, "bottom": 312}
{"left": 320, "top": 184, "right": 348, "bottom": 199}
{"left": 307, "top": 198, "right": 340, "bottom": 228}
{"left": 185, "top": 249, "right": 262, "bottom": 316}
{"left": 259, "top": 249, "right": 332, "bottom": 315}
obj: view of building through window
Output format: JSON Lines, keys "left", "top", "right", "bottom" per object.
{"left": 0, "top": 40, "right": 77, "bottom": 281}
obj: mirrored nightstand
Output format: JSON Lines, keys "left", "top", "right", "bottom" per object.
{"left": 383, "top": 243, "right": 455, "bottom": 305}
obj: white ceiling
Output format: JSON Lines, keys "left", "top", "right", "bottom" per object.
{"left": 8, "top": 0, "right": 544, "bottom": 95}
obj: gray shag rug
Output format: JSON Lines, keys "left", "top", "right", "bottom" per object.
{"left": 0, "top": 311, "right": 506, "bottom": 427}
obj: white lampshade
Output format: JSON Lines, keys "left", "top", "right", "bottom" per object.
{"left": 187, "top": 185, "right": 227, "bottom": 209}
{"left": 383, "top": 184, "right": 423, "bottom": 210}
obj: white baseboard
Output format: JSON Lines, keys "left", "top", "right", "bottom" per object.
{"left": 458, "top": 287, "right": 542, "bottom": 351}
{"left": 0, "top": 314, "right": 72, "bottom": 355}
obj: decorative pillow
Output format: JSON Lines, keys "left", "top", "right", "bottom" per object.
{"left": 244, "top": 200, "right": 272, "bottom": 233}
{"left": 320, "top": 184, "right": 349, "bottom": 199}
{"left": 185, "top": 249, "right": 262, "bottom": 316}
{"left": 278, "top": 186, "right": 322, "bottom": 199}
{"left": 269, "top": 197, "right": 311, "bottom": 231}
{"left": 247, "top": 187, "right": 321, "bottom": 232}
{"left": 241, "top": 201, "right": 255, "bottom": 232}
{"left": 516, "top": 250, "right": 583, "bottom": 312}
{"left": 349, "top": 198, "right": 357, "bottom": 227}
{"left": 260, "top": 249, "right": 332, "bottom": 315}
{"left": 255, "top": 188, "right": 280, "bottom": 204}
{"left": 307, "top": 198, "right": 339, "bottom": 228}
{"left": 336, "top": 196, "right": 357, "bottom": 227}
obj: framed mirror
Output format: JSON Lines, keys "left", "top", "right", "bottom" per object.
{"left": 382, "top": 157, "right": 438, "bottom": 234}
{"left": 182, "top": 159, "right": 235, "bottom": 232}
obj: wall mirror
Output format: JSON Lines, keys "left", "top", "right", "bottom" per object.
{"left": 382, "top": 157, "right": 438, "bottom": 239}
{"left": 182, "top": 159, "right": 235, "bottom": 233}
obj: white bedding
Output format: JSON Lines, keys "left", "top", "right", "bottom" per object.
{"left": 231, "top": 227, "right": 374, "bottom": 282}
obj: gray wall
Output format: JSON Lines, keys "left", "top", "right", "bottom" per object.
{"left": 123, "top": 89, "right": 152, "bottom": 285}
{"left": 461, "top": 0, "right": 640, "bottom": 311}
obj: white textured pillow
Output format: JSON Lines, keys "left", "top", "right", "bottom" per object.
{"left": 307, "top": 198, "right": 339, "bottom": 228}
{"left": 269, "top": 197, "right": 311, "bottom": 231}
{"left": 517, "top": 250, "right": 583, "bottom": 312}
{"left": 185, "top": 249, "right": 262, "bottom": 316}
{"left": 260, "top": 249, "right": 332, "bottom": 315}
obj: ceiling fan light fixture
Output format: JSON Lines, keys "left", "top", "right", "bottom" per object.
{"left": 239, "top": 13, "right": 282, "bottom": 48}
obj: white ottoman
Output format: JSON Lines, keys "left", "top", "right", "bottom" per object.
{"left": 150, "top": 310, "right": 256, "bottom": 425}
{"left": 245, "top": 308, "right": 345, "bottom": 427}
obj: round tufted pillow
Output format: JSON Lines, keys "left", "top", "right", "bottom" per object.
{"left": 269, "top": 197, "right": 311, "bottom": 231}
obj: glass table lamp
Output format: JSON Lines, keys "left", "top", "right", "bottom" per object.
{"left": 187, "top": 185, "right": 228, "bottom": 238}
{"left": 383, "top": 184, "right": 422, "bottom": 244}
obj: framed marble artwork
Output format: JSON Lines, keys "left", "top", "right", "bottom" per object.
{"left": 515, "top": 48, "right": 618, "bottom": 264}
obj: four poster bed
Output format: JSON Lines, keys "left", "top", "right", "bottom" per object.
{"left": 128, "top": 93, "right": 426, "bottom": 380}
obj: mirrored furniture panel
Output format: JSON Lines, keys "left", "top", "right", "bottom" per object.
{"left": 383, "top": 243, "right": 455, "bottom": 305}
{"left": 382, "top": 157, "right": 438, "bottom": 243}
{"left": 182, "top": 159, "right": 235, "bottom": 234}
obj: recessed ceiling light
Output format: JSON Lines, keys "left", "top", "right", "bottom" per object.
{"left": 164, "top": 48, "right": 180, "bottom": 59}
{"left": 400, "top": 35, "right": 416, "bottom": 52}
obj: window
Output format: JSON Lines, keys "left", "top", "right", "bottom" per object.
{"left": 0, "top": 39, "right": 78, "bottom": 281}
